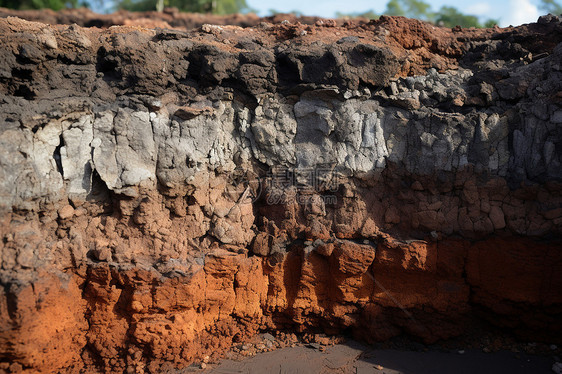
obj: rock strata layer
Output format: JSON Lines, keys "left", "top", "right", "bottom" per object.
{"left": 0, "top": 12, "right": 562, "bottom": 374}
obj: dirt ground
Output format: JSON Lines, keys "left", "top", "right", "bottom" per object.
{"left": 205, "top": 340, "right": 555, "bottom": 374}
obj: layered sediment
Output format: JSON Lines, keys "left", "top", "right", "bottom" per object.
{"left": 0, "top": 12, "right": 561, "bottom": 373}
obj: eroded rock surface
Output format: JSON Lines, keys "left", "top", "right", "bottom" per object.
{"left": 0, "top": 13, "right": 561, "bottom": 374}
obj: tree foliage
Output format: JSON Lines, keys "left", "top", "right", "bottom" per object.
{"left": 117, "top": 0, "right": 251, "bottom": 14}
{"left": 539, "top": 0, "right": 562, "bottom": 14}
{"left": 384, "top": 0, "right": 432, "bottom": 20}
{"left": 269, "top": 9, "right": 303, "bottom": 17}
{"left": 435, "top": 6, "right": 481, "bottom": 28}
{"left": 335, "top": 10, "right": 378, "bottom": 20}
{"left": 0, "top": 0, "right": 80, "bottom": 10}
{"left": 337, "top": 0, "right": 499, "bottom": 28}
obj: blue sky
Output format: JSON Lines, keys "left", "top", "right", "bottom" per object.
{"left": 97, "top": 0, "right": 547, "bottom": 27}
{"left": 245, "top": 0, "right": 544, "bottom": 27}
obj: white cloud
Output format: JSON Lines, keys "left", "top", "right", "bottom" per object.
{"left": 501, "top": 0, "right": 541, "bottom": 26}
{"left": 465, "top": 3, "right": 492, "bottom": 16}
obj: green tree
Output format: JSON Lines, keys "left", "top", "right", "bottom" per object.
{"left": 336, "top": 10, "right": 378, "bottom": 19}
{"left": 0, "top": 0, "right": 81, "bottom": 10}
{"left": 435, "top": 6, "right": 481, "bottom": 28}
{"left": 483, "top": 19, "right": 499, "bottom": 28}
{"left": 434, "top": 6, "right": 499, "bottom": 28}
{"left": 379, "top": 0, "right": 499, "bottom": 29}
{"left": 118, "top": 0, "right": 251, "bottom": 14}
{"left": 268, "top": 9, "right": 303, "bottom": 17}
{"left": 539, "top": 0, "right": 562, "bottom": 14}
{"left": 383, "top": 0, "right": 433, "bottom": 21}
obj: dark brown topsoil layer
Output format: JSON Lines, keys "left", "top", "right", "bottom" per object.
{"left": 0, "top": 7, "right": 344, "bottom": 29}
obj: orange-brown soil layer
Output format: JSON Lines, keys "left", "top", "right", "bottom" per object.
{"left": 1, "top": 174, "right": 561, "bottom": 373}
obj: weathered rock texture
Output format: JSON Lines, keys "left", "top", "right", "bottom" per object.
{"left": 0, "top": 11, "right": 562, "bottom": 373}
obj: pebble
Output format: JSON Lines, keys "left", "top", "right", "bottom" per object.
{"left": 374, "top": 364, "right": 384, "bottom": 370}
{"left": 336, "top": 36, "right": 359, "bottom": 44}
{"left": 40, "top": 29, "right": 58, "bottom": 49}
{"left": 553, "top": 362, "right": 562, "bottom": 374}
{"left": 201, "top": 24, "right": 223, "bottom": 33}
{"left": 458, "top": 350, "right": 465, "bottom": 354}
{"left": 312, "top": 239, "right": 325, "bottom": 247}
{"left": 58, "top": 204, "right": 75, "bottom": 219}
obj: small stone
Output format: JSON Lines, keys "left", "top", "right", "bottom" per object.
{"left": 483, "top": 347, "right": 491, "bottom": 353}
{"left": 202, "top": 24, "right": 223, "bottom": 33}
{"left": 384, "top": 206, "right": 400, "bottom": 224}
{"left": 262, "top": 333, "right": 275, "bottom": 341}
{"left": 315, "top": 242, "right": 334, "bottom": 257}
{"left": 203, "top": 355, "right": 210, "bottom": 363}
{"left": 41, "top": 30, "right": 58, "bottom": 49}
{"left": 17, "top": 245, "right": 34, "bottom": 268}
{"left": 299, "top": 30, "right": 307, "bottom": 36}
{"left": 92, "top": 247, "right": 112, "bottom": 262}
{"left": 374, "top": 364, "right": 383, "bottom": 370}
{"left": 458, "top": 350, "right": 465, "bottom": 354}
{"left": 411, "top": 181, "right": 424, "bottom": 191}
{"left": 489, "top": 206, "right": 506, "bottom": 230}
{"left": 336, "top": 36, "right": 359, "bottom": 44}
{"left": 303, "top": 245, "right": 314, "bottom": 256}
{"left": 200, "top": 362, "right": 207, "bottom": 369}
{"left": 58, "top": 205, "right": 75, "bottom": 219}
{"left": 74, "top": 207, "right": 86, "bottom": 217}
{"left": 551, "top": 345, "right": 558, "bottom": 351}
{"left": 131, "top": 301, "right": 143, "bottom": 312}
{"left": 307, "top": 343, "right": 321, "bottom": 350}
{"left": 389, "top": 81, "right": 399, "bottom": 96}
{"left": 551, "top": 111, "right": 562, "bottom": 123}
{"left": 65, "top": 25, "right": 91, "bottom": 48}
{"left": 553, "top": 362, "right": 562, "bottom": 374}
{"left": 312, "top": 239, "right": 325, "bottom": 247}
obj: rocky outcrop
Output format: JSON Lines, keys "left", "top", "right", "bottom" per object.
{"left": 0, "top": 13, "right": 561, "bottom": 373}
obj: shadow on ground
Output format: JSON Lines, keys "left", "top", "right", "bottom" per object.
{"left": 206, "top": 339, "right": 554, "bottom": 374}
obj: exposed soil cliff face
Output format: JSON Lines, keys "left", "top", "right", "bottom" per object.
{"left": 0, "top": 12, "right": 562, "bottom": 373}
